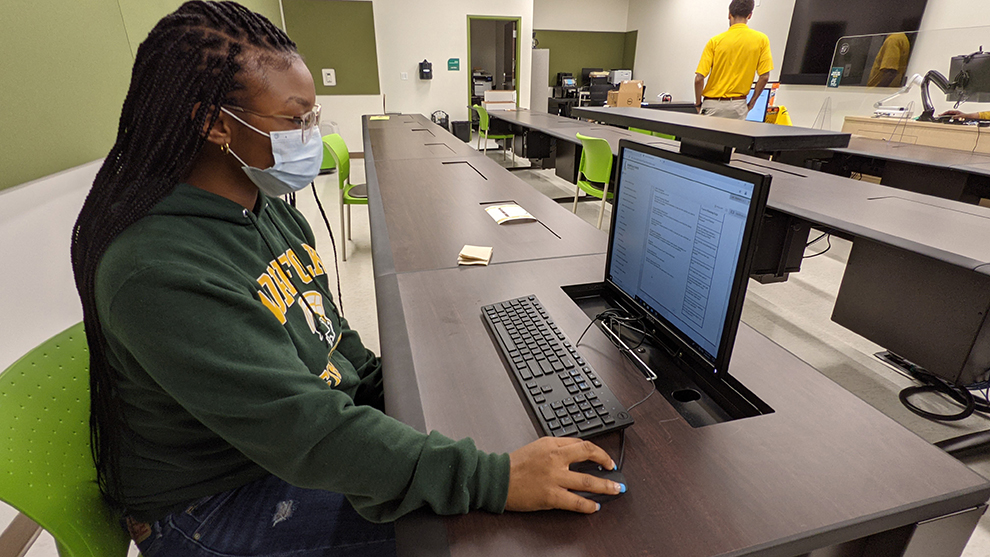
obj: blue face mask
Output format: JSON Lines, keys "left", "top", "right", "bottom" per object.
{"left": 221, "top": 107, "right": 324, "bottom": 197}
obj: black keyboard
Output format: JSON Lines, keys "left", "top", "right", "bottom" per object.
{"left": 482, "top": 295, "right": 634, "bottom": 438}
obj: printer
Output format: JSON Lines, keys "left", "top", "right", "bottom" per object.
{"left": 608, "top": 70, "right": 633, "bottom": 85}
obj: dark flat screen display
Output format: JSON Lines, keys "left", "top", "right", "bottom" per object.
{"left": 779, "top": 0, "right": 928, "bottom": 85}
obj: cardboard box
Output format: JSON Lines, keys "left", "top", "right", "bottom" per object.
{"left": 606, "top": 80, "right": 644, "bottom": 107}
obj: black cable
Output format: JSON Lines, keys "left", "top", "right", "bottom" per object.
{"left": 616, "top": 429, "right": 626, "bottom": 471}
{"left": 310, "top": 182, "right": 345, "bottom": 315}
{"left": 803, "top": 234, "right": 831, "bottom": 258}
{"left": 973, "top": 121, "right": 983, "bottom": 154}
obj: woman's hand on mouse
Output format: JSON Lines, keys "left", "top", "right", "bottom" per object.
{"left": 504, "top": 437, "right": 621, "bottom": 513}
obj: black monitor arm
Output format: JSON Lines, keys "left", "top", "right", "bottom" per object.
{"left": 918, "top": 70, "right": 954, "bottom": 121}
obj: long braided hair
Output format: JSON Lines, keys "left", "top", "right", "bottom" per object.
{"left": 70, "top": 1, "right": 297, "bottom": 509}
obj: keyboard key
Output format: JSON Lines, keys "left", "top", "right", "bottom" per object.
{"left": 534, "top": 395, "right": 546, "bottom": 403}
{"left": 602, "top": 414, "right": 615, "bottom": 425}
{"left": 584, "top": 410, "right": 597, "bottom": 420}
{"left": 567, "top": 385, "right": 579, "bottom": 394}
{"left": 547, "top": 420, "right": 560, "bottom": 430}
{"left": 560, "top": 416, "right": 573, "bottom": 427}
{"left": 578, "top": 417, "right": 603, "bottom": 432}
{"left": 551, "top": 401, "right": 563, "bottom": 409}
{"left": 560, "top": 425, "right": 578, "bottom": 436}
{"left": 541, "top": 384, "right": 553, "bottom": 393}
{"left": 539, "top": 405, "right": 555, "bottom": 421}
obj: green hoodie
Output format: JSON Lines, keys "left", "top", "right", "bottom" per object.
{"left": 96, "top": 183, "right": 509, "bottom": 522}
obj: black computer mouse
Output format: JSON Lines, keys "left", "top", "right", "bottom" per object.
{"left": 568, "top": 461, "right": 627, "bottom": 504}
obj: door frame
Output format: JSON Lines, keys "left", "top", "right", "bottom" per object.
{"left": 466, "top": 15, "right": 522, "bottom": 109}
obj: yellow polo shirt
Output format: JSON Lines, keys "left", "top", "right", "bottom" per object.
{"left": 981, "top": 111, "right": 990, "bottom": 120}
{"left": 696, "top": 23, "right": 773, "bottom": 98}
{"left": 866, "top": 33, "right": 910, "bottom": 87}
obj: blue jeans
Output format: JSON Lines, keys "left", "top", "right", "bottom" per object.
{"left": 130, "top": 474, "right": 396, "bottom": 556}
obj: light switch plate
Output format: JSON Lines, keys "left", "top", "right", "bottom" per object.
{"left": 321, "top": 68, "right": 336, "bottom": 87}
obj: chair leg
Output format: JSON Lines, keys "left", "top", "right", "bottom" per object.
{"left": 340, "top": 192, "right": 347, "bottom": 262}
{"left": 477, "top": 129, "right": 481, "bottom": 150}
{"left": 596, "top": 181, "right": 611, "bottom": 230}
{"left": 483, "top": 131, "right": 488, "bottom": 154}
{"left": 572, "top": 185, "right": 580, "bottom": 213}
{"left": 511, "top": 136, "right": 515, "bottom": 163}
{"left": 347, "top": 205, "right": 352, "bottom": 240}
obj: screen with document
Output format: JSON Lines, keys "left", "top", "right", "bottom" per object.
{"left": 605, "top": 142, "right": 769, "bottom": 378}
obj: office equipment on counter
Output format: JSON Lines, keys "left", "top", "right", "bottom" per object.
{"left": 473, "top": 71, "right": 493, "bottom": 96}
{"left": 482, "top": 294, "right": 634, "bottom": 438}
{"left": 608, "top": 70, "right": 632, "bottom": 85}
{"left": 581, "top": 67, "right": 603, "bottom": 87}
{"left": 554, "top": 72, "right": 577, "bottom": 99}
{"left": 919, "top": 48, "right": 990, "bottom": 121}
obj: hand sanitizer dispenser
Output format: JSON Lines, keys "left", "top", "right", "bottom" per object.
{"left": 419, "top": 60, "right": 433, "bottom": 80}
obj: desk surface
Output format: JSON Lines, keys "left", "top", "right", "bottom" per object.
{"left": 492, "top": 109, "right": 990, "bottom": 275}
{"left": 837, "top": 136, "right": 990, "bottom": 177}
{"left": 364, "top": 114, "right": 990, "bottom": 557}
{"left": 572, "top": 106, "right": 851, "bottom": 152}
{"left": 380, "top": 255, "right": 990, "bottom": 557}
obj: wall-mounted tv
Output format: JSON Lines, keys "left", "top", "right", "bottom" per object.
{"left": 779, "top": 0, "right": 928, "bottom": 85}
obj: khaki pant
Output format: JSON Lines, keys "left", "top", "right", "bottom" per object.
{"left": 700, "top": 98, "right": 748, "bottom": 120}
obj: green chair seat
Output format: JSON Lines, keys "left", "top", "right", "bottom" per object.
{"left": 0, "top": 323, "right": 132, "bottom": 557}
{"left": 574, "top": 133, "right": 615, "bottom": 230}
{"left": 472, "top": 104, "right": 515, "bottom": 163}
{"left": 323, "top": 133, "right": 368, "bottom": 261}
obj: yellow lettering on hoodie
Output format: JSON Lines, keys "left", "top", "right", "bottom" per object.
{"left": 280, "top": 249, "right": 313, "bottom": 284}
{"left": 256, "top": 275, "right": 288, "bottom": 324}
{"left": 267, "top": 262, "right": 298, "bottom": 304}
{"left": 300, "top": 244, "right": 326, "bottom": 277}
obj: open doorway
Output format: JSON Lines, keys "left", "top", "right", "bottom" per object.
{"left": 467, "top": 16, "right": 520, "bottom": 115}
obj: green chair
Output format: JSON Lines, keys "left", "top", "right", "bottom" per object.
{"left": 574, "top": 133, "right": 615, "bottom": 230}
{"left": 629, "top": 127, "right": 677, "bottom": 141}
{"left": 0, "top": 323, "right": 132, "bottom": 557}
{"left": 472, "top": 104, "right": 515, "bottom": 162}
{"left": 323, "top": 133, "right": 368, "bottom": 261}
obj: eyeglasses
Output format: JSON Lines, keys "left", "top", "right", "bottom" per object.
{"left": 222, "top": 104, "right": 322, "bottom": 144}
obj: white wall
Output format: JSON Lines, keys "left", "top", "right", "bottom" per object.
{"left": 318, "top": 94, "right": 385, "bottom": 152}
{"left": 371, "top": 0, "right": 534, "bottom": 122}
{"left": 0, "top": 162, "right": 98, "bottom": 370}
{"left": 534, "top": 0, "right": 629, "bottom": 32}
{"left": 628, "top": 0, "right": 990, "bottom": 128}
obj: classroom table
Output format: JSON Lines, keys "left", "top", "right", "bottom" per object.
{"left": 362, "top": 114, "right": 990, "bottom": 557}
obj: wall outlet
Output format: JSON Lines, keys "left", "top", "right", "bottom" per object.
{"left": 321, "top": 68, "right": 336, "bottom": 87}
{"left": 400, "top": 72, "right": 408, "bottom": 80}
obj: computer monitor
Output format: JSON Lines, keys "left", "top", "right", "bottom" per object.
{"left": 745, "top": 86, "right": 772, "bottom": 122}
{"left": 604, "top": 141, "right": 771, "bottom": 380}
{"left": 947, "top": 50, "right": 990, "bottom": 103}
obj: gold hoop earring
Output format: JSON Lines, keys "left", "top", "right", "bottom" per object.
{"left": 221, "top": 143, "right": 230, "bottom": 154}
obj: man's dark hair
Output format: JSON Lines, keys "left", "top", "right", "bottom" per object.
{"left": 729, "top": 0, "right": 755, "bottom": 18}
{"left": 71, "top": 0, "right": 296, "bottom": 510}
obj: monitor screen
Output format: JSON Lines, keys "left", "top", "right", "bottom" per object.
{"left": 562, "top": 77, "right": 576, "bottom": 87}
{"left": 605, "top": 142, "right": 770, "bottom": 378}
{"left": 745, "top": 87, "right": 771, "bottom": 122}
{"left": 779, "top": 0, "right": 927, "bottom": 85}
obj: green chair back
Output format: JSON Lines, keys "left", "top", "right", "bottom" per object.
{"left": 0, "top": 323, "right": 131, "bottom": 557}
{"left": 576, "top": 133, "right": 614, "bottom": 187}
{"left": 322, "top": 133, "right": 351, "bottom": 190}
{"left": 472, "top": 104, "right": 490, "bottom": 132}
{"left": 628, "top": 127, "right": 652, "bottom": 135}
{"left": 319, "top": 140, "right": 337, "bottom": 174}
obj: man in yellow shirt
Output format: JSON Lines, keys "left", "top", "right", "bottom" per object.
{"left": 867, "top": 33, "right": 911, "bottom": 88}
{"left": 939, "top": 109, "right": 990, "bottom": 120}
{"left": 694, "top": 0, "right": 773, "bottom": 120}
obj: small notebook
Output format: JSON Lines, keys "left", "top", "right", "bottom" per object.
{"left": 485, "top": 204, "right": 536, "bottom": 225}
{"left": 458, "top": 245, "right": 493, "bottom": 266}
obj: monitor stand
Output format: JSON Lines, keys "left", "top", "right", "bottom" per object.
{"left": 562, "top": 282, "right": 773, "bottom": 428}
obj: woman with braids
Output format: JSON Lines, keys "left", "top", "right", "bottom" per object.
{"left": 71, "top": 2, "right": 622, "bottom": 555}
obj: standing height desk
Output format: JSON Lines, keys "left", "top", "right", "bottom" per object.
{"left": 362, "top": 114, "right": 990, "bottom": 557}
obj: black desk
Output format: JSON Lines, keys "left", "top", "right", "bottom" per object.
{"left": 572, "top": 106, "right": 850, "bottom": 161}
{"left": 363, "top": 114, "right": 990, "bottom": 557}
{"left": 776, "top": 136, "right": 990, "bottom": 204}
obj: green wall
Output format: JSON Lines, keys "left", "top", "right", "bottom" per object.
{"left": 533, "top": 29, "right": 638, "bottom": 87}
{"left": 0, "top": 0, "right": 282, "bottom": 192}
{"left": 282, "top": 0, "right": 380, "bottom": 96}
